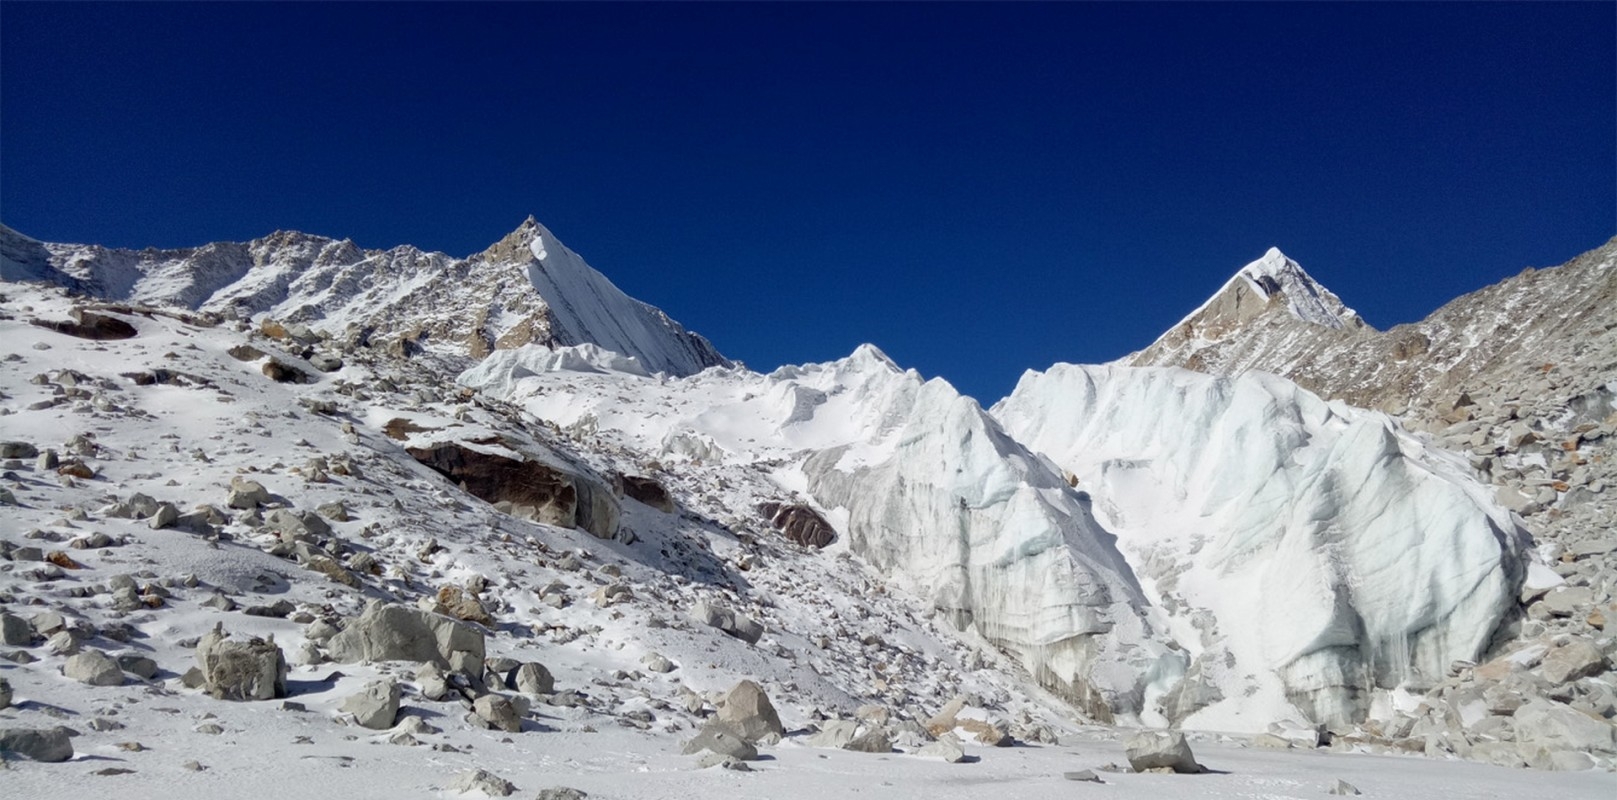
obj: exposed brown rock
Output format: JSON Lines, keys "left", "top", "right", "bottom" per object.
{"left": 405, "top": 441, "right": 618, "bottom": 539}
{"left": 618, "top": 474, "right": 675, "bottom": 513}
{"left": 30, "top": 308, "right": 137, "bottom": 340}
{"left": 758, "top": 501, "right": 836, "bottom": 548}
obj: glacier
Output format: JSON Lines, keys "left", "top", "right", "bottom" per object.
{"left": 991, "top": 364, "right": 1531, "bottom": 728}
{"left": 461, "top": 343, "right": 1185, "bottom": 721}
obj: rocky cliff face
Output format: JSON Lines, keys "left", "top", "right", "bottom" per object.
{"left": 0, "top": 217, "right": 730, "bottom": 377}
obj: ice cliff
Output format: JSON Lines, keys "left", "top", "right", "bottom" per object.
{"left": 992, "top": 364, "right": 1531, "bottom": 728}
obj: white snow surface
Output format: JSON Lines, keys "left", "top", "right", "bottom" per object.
{"left": 991, "top": 364, "right": 1530, "bottom": 729}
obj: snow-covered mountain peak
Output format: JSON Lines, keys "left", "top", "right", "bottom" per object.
{"left": 3, "top": 219, "right": 732, "bottom": 377}
{"left": 1128, "top": 248, "right": 1373, "bottom": 376}
{"left": 1233, "top": 247, "right": 1359, "bottom": 330}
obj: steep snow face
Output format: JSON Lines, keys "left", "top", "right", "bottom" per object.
{"left": 4, "top": 218, "right": 729, "bottom": 377}
{"left": 462, "top": 344, "right": 1184, "bottom": 721}
{"left": 992, "top": 365, "right": 1530, "bottom": 729}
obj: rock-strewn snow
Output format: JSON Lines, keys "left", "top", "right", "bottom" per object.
{"left": 0, "top": 217, "right": 729, "bottom": 377}
{"left": 992, "top": 364, "right": 1530, "bottom": 729}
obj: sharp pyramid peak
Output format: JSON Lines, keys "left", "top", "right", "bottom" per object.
{"left": 479, "top": 215, "right": 559, "bottom": 263}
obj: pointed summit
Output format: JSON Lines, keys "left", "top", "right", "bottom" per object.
{"left": 1127, "top": 248, "right": 1371, "bottom": 375}
{"left": 478, "top": 215, "right": 551, "bottom": 263}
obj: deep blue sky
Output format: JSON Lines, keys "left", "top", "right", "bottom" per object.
{"left": 3, "top": 3, "right": 1613, "bottom": 402}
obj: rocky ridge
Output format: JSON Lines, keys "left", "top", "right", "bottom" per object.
{"left": 0, "top": 218, "right": 730, "bottom": 377}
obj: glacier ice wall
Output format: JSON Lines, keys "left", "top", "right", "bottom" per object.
{"left": 992, "top": 364, "right": 1529, "bottom": 727}
{"left": 461, "top": 344, "right": 1185, "bottom": 721}
{"left": 796, "top": 368, "right": 1181, "bottom": 721}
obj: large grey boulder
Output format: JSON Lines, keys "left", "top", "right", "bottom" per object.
{"left": 472, "top": 694, "right": 522, "bottom": 733}
{"left": 0, "top": 677, "right": 12, "bottom": 709}
{"left": 325, "top": 600, "right": 485, "bottom": 677}
{"left": 1539, "top": 639, "right": 1608, "bottom": 685}
{"left": 449, "top": 768, "right": 515, "bottom": 796}
{"left": 843, "top": 726, "right": 893, "bottom": 753}
{"left": 509, "top": 662, "right": 554, "bottom": 696}
{"left": 227, "top": 477, "right": 271, "bottom": 509}
{"left": 1124, "top": 730, "right": 1204, "bottom": 774}
{"left": 341, "top": 680, "right": 401, "bottom": 729}
{"left": 804, "top": 720, "right": 859, "bottom": 748}
{"left": 682, "top": 721, "right": 759, "bottom": 761}
{"left": 689, "top": 600, "right": 764, "bottom": 645}
{"left": 1513, "top": 699, "right": 1616, "bottom": 753}
{"left": 195, "top": 626, "right": 288, "bottom": 700}
{"left": 63, "top": 649, "right": 124, "bottom": 686}
{"left": 916, "top": 732, "right": 967, "bottom": 762}
{"left": 715, "top": 680, "right": 783, "bottom": 744}
{"left": 0, "top": 726, "right": 74, "bottom": 762}
{"left": 0, "top": 612, "right": 34, "bottom": 645}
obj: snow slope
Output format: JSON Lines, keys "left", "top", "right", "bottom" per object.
{"left": 992, "top": 364, "right": 1531, "bottom": 729}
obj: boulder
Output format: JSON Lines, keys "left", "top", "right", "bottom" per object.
{"left": 618, "top": 474, "right": 675, "bottom": 513}
{"left": 1513, "top": 699, "right": 1616, "bottom": 753}
{"left": 925, "top": 696, "right": 967, "bottom": 736}
{"left": 1542, "top": 587, "right": 1594, "bottom": 617}
{"left": 533, "top": 789, "right": 589, "bottom": 800}
{"left": 195, "top": 627, "right": 288, "bottom": 701}
{"left": 309, "top": 354, "right": 344, "bottom": 373}
{"left": 0, "top": 726, "right": 74, "bottom": 762}
{"left": 148, "top": 502, "right": 180, "bottom": 530}
{"left": 1539, "top": 639, "right": 1607, "bottom": 685}
{"left": 682, "top": 721, "right": 759, "bottom": 761}
{"left": 117, "top": 654, "right": 160, "bottom": 680}
{"left": 405, "top": 441, "right": 620, "bottom": 540}
{"left": 0, "top": 677, "right": 11, "bottom": 709}
{"left": 227, "top": 477, "right": 271, "bottom": 509}
{"left": 472, "top": 694, "right": 522, "bottom": 733}
{"left": 689, "top": 600, "right": 764, "bottom": 644}
{"left": 31, "top": 309, "right": 137, "bottom": 340}
{"left": 843, "top": 726, "right": 893, "bottom": 753}
{"left": 64, "top": 649, "right": 124, "bottom": 686}
{"left": 0, "top": 442, "right": 39, "bottom": 459}
{"left": 916, "top": 732, "right": 967, "bottom": 762}
{"left": 324, "top": 600, "right": 485, "bottom": 677}
{"left": 435, "top": 585, "right": 494, "bottom": 626}
{"left": 0, "top": 612, "right": 33, "bottom": 645}
{"left": 758, "top": 501, "right": 837, "bottom": 548}
{"left": 958, "top": 717, "right": 1012, "bottom": 747}
{"left": 804, "top": 720, "right": 859, "bottom": 748}
{"left": 416, "top": 663, "right": 450, "bottom": 701}
{"left": 449, "top": 769, "right": 515, "bottom": 797}
{"left": 509, "top": 662, "right": 555, "bottom": 696}
{"left": 715, "top": 680, "right": 783, "bottom": 744}
{"left": 342, "top": 680, "right": 401, "bottom": 730}
{"left": 1124, "top": 730, "right": 1204, "bottom": 774}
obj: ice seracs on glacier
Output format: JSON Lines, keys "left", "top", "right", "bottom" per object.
{"left": 991, "top": 363, "right": 1530, "bottom": 729}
